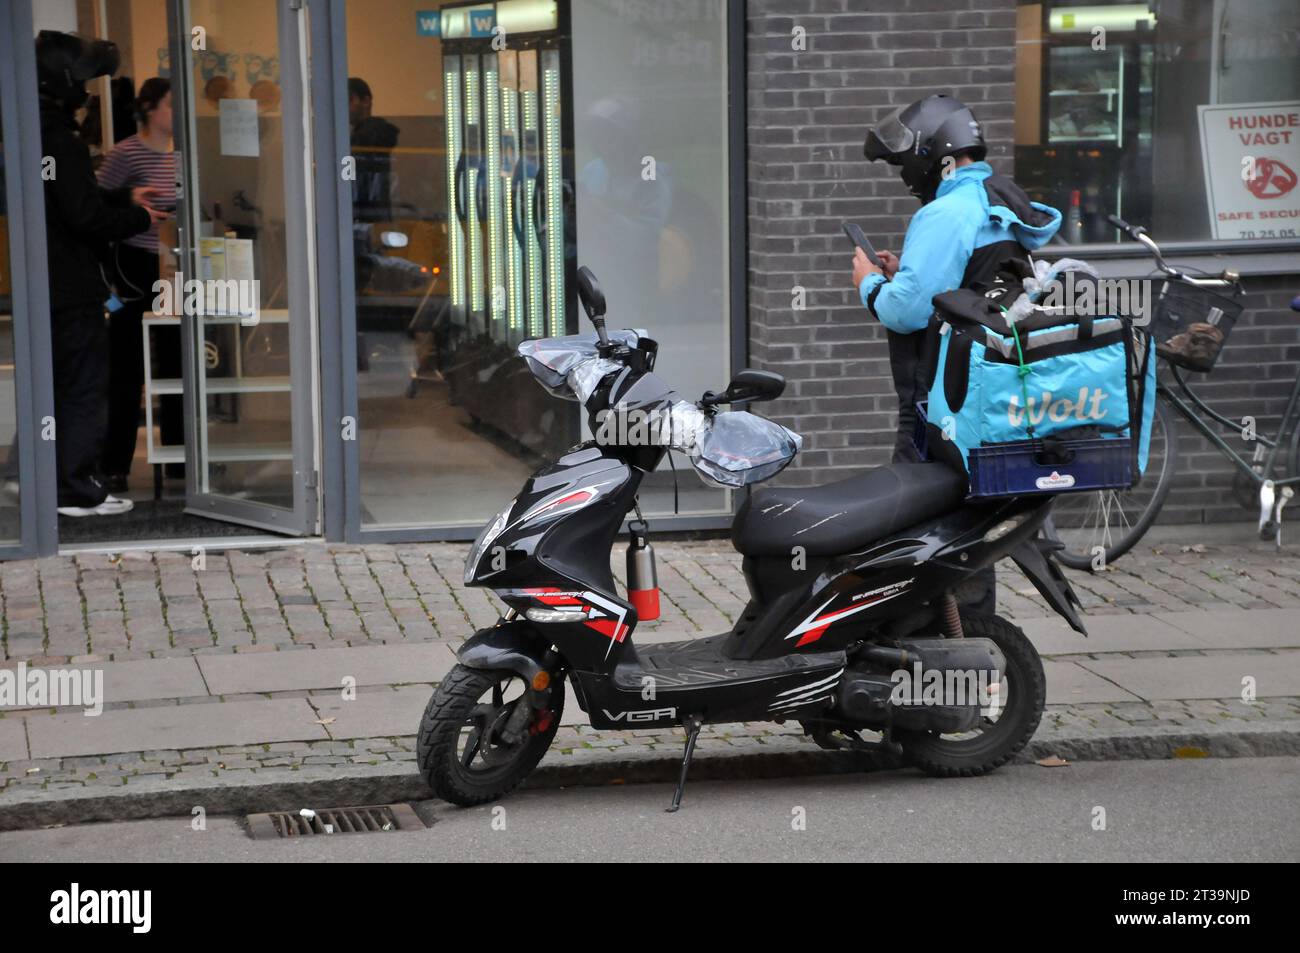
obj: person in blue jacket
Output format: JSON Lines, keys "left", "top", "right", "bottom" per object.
{"left": 853, "top": 94, "right": 1061, "bottom": 612}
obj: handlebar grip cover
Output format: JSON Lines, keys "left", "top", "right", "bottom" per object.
{"left": 1106, "top": 213, "right": 1143, "bottom": 239}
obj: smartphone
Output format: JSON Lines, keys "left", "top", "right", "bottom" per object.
{"left": 842, "top": 222, "right": 882, "bottom": 269}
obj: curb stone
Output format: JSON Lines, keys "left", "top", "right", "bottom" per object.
{"left": 2, "top": 722, "right": 1298, "bottom": 832}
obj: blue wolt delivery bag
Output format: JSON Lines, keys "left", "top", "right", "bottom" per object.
{"left": 922, "top": 270, "right": 1156, "bottom": 497}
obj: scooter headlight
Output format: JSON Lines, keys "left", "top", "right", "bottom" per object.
{"left": 464, "top": 500, "right": 515, "bottom": 585}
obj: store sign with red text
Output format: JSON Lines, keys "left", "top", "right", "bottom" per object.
{"left": 1198, "top": 101, "right": 1300, "bottom": 240}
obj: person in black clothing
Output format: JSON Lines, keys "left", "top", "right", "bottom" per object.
{"left": 347, "top": 77, "right": 399, "bottom": 226}
{"left": 97, "top": 78, "right": 179, "bottom": 492}
{"left": 36, "top": 31, "right": 164, "bottom": 517}
{"left": 854, "top": 94, "right": 1063, "bottom": 614}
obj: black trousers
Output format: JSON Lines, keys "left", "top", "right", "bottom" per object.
{"left": 887, "top": 328, "right": 997, "bottom": 616}
{"left": 52, "top": 304, "right": 111, "bottom": 507}
{"left": 102, "top": 243, "right": 183, "bottom": 477}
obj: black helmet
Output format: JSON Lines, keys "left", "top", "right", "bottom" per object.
{"left": 863, "top": 94, "right": 986, "bottom": 203}
{"left": 36, "top": 30, "right": 120, "bottom": 111}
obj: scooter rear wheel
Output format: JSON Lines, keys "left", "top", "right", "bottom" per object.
{"left": 416, "top": 664, "right": 564, "bottom": 807}
{"left": 898, "top": 612, "right": 1045, "bottom": 778}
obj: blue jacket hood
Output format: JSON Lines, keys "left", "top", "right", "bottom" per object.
{"left": 937, "top": 162, "right": 1061, "bottom": 250}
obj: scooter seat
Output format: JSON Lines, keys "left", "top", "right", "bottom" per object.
{"left": 731, "top": 462, "right": 968, "bottom": 557}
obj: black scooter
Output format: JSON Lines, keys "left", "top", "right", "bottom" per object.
{"left": 416, "top": 267, "right": 1088, "bottom": 811}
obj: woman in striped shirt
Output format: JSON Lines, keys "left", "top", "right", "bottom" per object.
{"left": 96, "top": 77, "right": 181, "bottom": 492}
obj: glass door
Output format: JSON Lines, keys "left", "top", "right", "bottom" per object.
{"left": 169, "top": 0, "right": 316, "bottom": 534}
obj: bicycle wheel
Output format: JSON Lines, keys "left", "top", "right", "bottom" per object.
{"left": 1045, "top": 398, "right": 1178, "bottom": 570}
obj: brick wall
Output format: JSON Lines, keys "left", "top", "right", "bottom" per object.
{"left": 744, "top": 0, "right": 1300, "bottom": 526}
{"left": 745, "top": 0, "right": 1020, "bottom": 478}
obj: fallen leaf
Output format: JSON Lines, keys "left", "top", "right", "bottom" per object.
{"left": 1036, "top": 755, "right": 1070, "bottom": 767}
{"left": 314, "top": 717, "right": 336, "bottom": 726}
{"left": 1181, "top": 543, "right": 1208, "bottom": 554}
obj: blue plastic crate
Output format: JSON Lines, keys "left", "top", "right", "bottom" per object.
{"left": 913, "top": 400, "right": 930, "bottom": 460}
{"left": 967, "top": 436, "right": 1134, "bottom": 497}
{"left": 915, "top": 401, "right": 1133, "bottom": 497}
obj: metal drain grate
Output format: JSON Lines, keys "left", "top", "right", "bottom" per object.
{"left": 246, "top": 803, "right": 424, "bottom": 839}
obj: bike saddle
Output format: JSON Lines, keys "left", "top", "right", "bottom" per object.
{"left": 731, "top": 462, "right": 968, "bottom": 557}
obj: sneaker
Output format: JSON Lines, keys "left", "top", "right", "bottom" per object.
{"left": 57, "top": 495, "right": 135, "bottom": 518}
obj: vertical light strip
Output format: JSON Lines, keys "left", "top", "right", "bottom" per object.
{"left": 465, "top": 62, "right": 483, "bottom": 314}
{"left": 502, "top": 88, "right": 523, "bottom": 337}
{"left": 484, "top": 65, "right": 504, "bottom": 331}
{"left": 522, "top": 90, "right": 543, "bottom": 338}
{"left": 541, "top": 61, "right": 564, "bottom": 338}
{"left": 443, "top": 58, "right": 465, "bottom": 311}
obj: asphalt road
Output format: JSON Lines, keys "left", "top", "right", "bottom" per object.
{"left": 3, "top": 757, "right": 1298, "bottom": 863}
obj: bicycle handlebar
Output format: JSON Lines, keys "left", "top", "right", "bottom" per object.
{"left": 1106, "top": 213, "right": 1144, "bottom": 241}
{"left": 1106, "top": 212, "right": 1238, "bottom": 288}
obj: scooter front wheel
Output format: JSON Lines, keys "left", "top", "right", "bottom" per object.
{"left": 897, "top": 612, "right": 1045, "bottom": 778}
{"left": 416, "top": 664, "right": 564, "bottom": 807}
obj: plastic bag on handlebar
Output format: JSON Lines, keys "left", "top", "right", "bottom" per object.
{"left": 518, "top": 329, "right": 646, "bottom": 401}
{"left": 1006, "top": 257, "right": 1099, "bottom": 324}
{"left": 690, "top": 411, "right": 802, "bottom": 488}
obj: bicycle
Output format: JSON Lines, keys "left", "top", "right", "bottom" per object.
{"left": 1045, "top": 214, "right": 1300, "bottom": 569}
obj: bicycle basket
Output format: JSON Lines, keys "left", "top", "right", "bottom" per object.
{"left": 1151, "top": 280, "right": 1243, "bottom": 373}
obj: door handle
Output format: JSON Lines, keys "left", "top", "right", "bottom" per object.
{"left": 532, "top": 168, "right": 546, "bottom": 240}
{"left": 475, "top": 164, "right": 488, "bottom": 222}
{"left": 511, "top": 159, "right": 526, "bottom": 243}
{"left": 454, "top": 154, "right": 468, "bottom": 223}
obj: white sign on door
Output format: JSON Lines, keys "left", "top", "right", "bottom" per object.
{"left": 219, "top": 98, "right": 260, "bottom": 157}
{"left": 1198, "top": 101, "right": 1300, "bottom": 240}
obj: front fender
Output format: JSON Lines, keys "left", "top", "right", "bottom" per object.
{"left": 458, "top": 620, "right": 553, "bottom": 681}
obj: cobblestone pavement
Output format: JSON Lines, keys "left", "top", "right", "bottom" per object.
{"left": 5, "top": 535, "right": 1300, "bottom": 665}
{"left": 3, "top": 535, "right": 1300, "bottom": 816}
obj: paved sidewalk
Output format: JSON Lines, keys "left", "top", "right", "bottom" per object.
{"left": 2, "top": 528, "right": 1300, "bottom": 827}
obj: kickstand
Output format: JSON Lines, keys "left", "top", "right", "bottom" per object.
{"left": 666, "top": 714, "right": 703, "bottom": 813}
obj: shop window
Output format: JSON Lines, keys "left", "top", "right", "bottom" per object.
{"left": 346, "top": 0, "right": 732, "bottom": 530}
{"left": 1014, "top": 0, "right": 1300, "bottom": 244}
{"left": 0, "top": 99, "right": 19, "bottom": 543}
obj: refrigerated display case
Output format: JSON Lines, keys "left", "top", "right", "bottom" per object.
{"left": 440, "top": 2, "right": 575, "bottom": 456}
